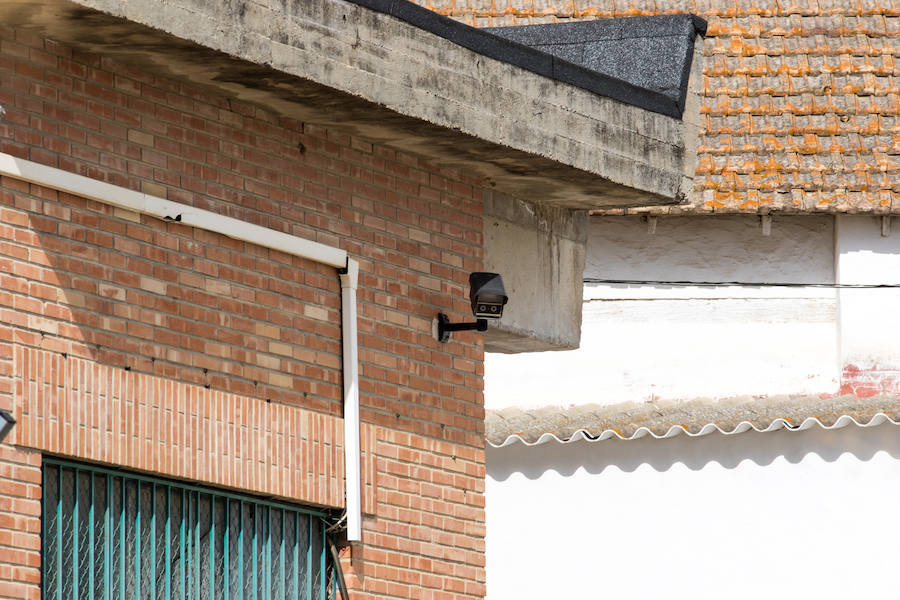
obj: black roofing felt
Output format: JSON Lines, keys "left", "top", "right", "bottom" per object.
{"left": 344, "top": 0, "right": 706, "bottom": 119}
{"left": 486, "top": 16, "right": 706, "bottom": 116}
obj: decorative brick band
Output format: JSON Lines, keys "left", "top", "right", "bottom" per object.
{"left": 13, "top": 346, "right": 376, "bottom": 512}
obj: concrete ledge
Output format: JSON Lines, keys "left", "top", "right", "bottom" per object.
{"left": 483, "top": 191, "right": 586, "bottom": 352}
{"left": 2, "top": 0, "right": 699, "bottom": 209}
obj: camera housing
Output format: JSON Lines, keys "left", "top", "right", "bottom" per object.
{"left": 469, "top": 272, "right": 508, "bottom": 319}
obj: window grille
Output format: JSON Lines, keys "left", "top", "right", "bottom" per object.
{"left": 42, "top": 458, "right": 333, "bottom": 600}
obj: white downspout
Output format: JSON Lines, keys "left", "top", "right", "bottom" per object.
{"left": 0, "top": 152, "right": 364, "bottom": 541}
{"left": 339, "top": 260, "right": 361, "bottom": 541}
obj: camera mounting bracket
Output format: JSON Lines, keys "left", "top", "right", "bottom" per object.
{"left": 434, "top": 313, "right": 488, "bottom": 343}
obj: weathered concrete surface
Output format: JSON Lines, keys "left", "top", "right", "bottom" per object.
{"left": 593, "top": 32, "right": 704, "bottom": 215}
{"left": 483, "top": 191, "right": 586, "bottom": 352}
{"left": 0, "top": 0, "right": 697, "bottom": 208}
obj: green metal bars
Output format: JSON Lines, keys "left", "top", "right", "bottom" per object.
{"left": 42, "top": 458, "right": 332, "bottom": 600}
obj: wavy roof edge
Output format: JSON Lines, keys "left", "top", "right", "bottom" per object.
{"left": 348, "top": 1, "right": 706, "bottom": 118}
{"left": 487, "top": 395, "right": 900, "bottom": 447}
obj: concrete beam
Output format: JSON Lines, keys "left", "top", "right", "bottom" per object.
{"left": 483, "top": 191, "right": 586, "bottom": 352}
{"left": 0, "top": 0, "right": 697, "bottom": 209}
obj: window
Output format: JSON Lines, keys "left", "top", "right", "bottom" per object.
{"left": 42, "top": 458, "right": 334, "bottom": 600}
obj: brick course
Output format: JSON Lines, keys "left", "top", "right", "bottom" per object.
{"left": 0, "top": 23, "right": 486, "bottom": 600}
{"left": 12, "top": 346, "right": 381, "bottom": 511}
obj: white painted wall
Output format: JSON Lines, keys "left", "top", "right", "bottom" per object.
{"left": 836, "top": 216, "right": 900, "bottom": 393}
{"left": 485, "top": 215, "right": 840, "bottom": 408}
{"left": 486, "top": 423, "right": 900, "bottom": 599}
{"left": 484, "top": 216, "right": 900, "bottom": 599}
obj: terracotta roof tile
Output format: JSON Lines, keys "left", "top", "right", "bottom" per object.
{"left": 418, "top": 1, "right": 899, "bottom": 213}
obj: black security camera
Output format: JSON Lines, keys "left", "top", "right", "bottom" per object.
{"left": 469, "top": 272, "right": 508, "bottom": 319}
{"left": 435, "top": 272, "right": 508, "bottom": 343}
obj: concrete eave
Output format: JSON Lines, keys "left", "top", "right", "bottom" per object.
{"left": 1, "top": 0, "right": 699, "bottom": 209}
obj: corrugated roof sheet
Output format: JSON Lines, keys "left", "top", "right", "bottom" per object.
{"left": 418, "top": 0, "right": 900, "bottom": 214}
{"left": 487, "top": 395, "right": 900, "bottom": 447}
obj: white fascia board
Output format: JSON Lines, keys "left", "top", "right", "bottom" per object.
{"left": 0, "top": 153, "right": 348, "bottom": 269}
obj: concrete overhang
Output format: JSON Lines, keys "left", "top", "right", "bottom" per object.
{"left": 0, "top": 0, "right": 703, "bottom": 209}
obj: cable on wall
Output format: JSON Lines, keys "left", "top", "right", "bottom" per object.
{"left": 584, "top": 278, "right": 900, "bottom": 289}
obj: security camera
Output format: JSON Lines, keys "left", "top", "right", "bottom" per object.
{"left": 469, "top": 272, "right": 507, "bottom": 319}
{"left": 434, "top": 272, "right": 508, "bottom": 343}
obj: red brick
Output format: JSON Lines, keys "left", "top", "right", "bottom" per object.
{"left": 0, "top": 25, "right": 487, "bottom": 600}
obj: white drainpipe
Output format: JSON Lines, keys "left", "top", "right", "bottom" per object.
{"left": 338, "top": 261, "right": 360, "bottom": 542}
{"left": 0, "top": 152, "right": 363, "bottom": 541}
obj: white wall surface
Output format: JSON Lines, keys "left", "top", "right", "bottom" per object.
{"left": 836, "top": 216, "right": 900, "bottom": 380}
{"left": 485, "top": 215, "right": 840, "bottom": 408}
{"left": 486, "top": 423, "right": 900, "bottom": 600}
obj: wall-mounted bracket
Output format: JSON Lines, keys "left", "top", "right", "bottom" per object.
{"left": 435, "top": 313, "right": 488, "bottom": 343}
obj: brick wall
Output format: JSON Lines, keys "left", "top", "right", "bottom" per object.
{"left": 0, "top": 23, "right": 485, "bottom": 600}
{"left": 13, "top": 346, "right": 381, "bottom": 510}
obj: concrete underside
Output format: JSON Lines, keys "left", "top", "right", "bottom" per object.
{"left": 483, "top": 191, "right": 586, "bottom": 352}
{"left": 0, "top": 0, "right": 694, "bottom": 209}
